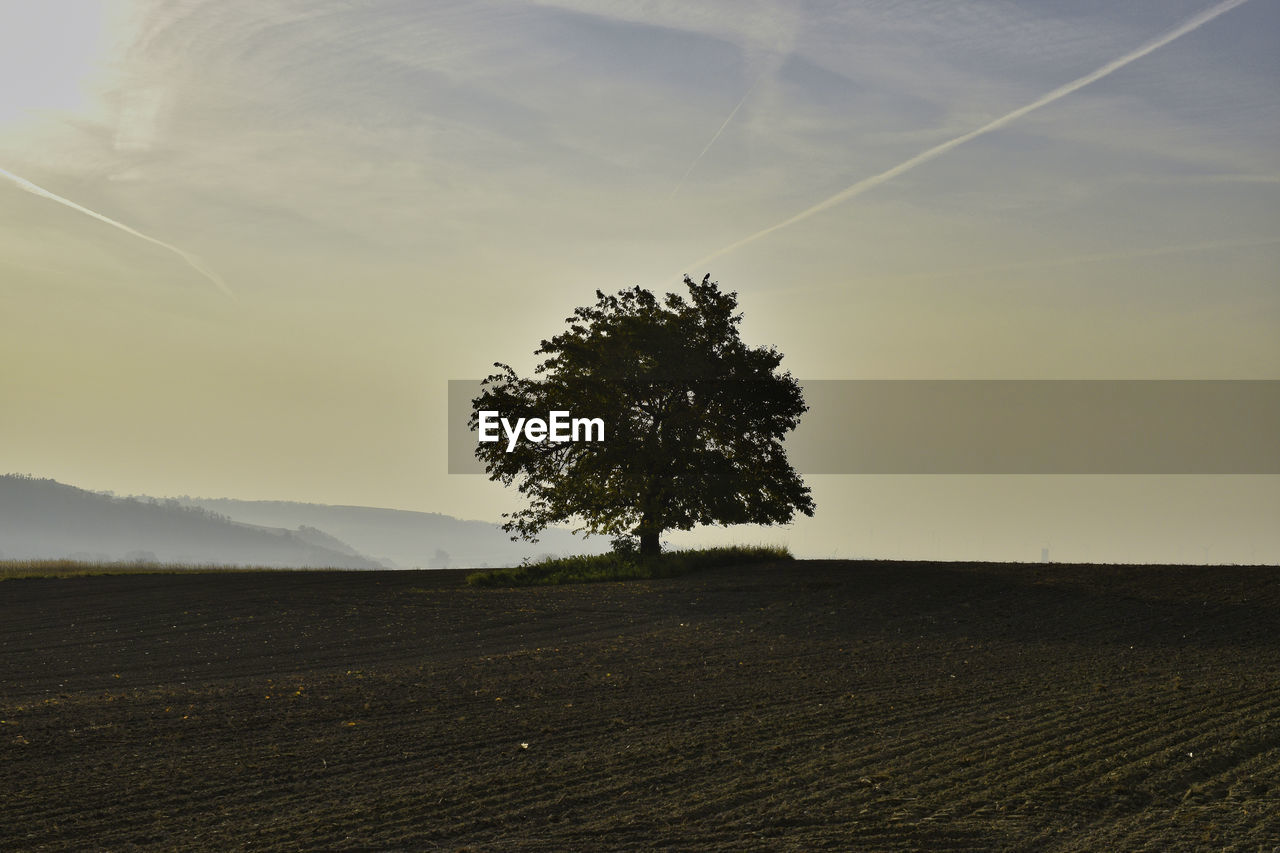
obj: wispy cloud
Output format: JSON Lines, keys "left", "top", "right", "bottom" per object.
{"left": 113, "top": 86, "right": 167, "bottom": 153}
{"left": 683, "top": 0, "right": 1255, "bottom": 272}
{"left": 0, "top": 165, "right": 235, "bottom": 299}
{"left": 891, "top": 236, "right": 1280, "bottom": 284}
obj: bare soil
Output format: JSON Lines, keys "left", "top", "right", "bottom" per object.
{"left": 2, "top": 560, "right": 1279, "bottom": 851}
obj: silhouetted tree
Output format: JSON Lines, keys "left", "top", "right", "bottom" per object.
{"left": 472, "top": 274, "right": 814, "bottom": 556}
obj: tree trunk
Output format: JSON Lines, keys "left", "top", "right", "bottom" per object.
{"left": 639, "top": 529, "right": 661, "bottom": 558}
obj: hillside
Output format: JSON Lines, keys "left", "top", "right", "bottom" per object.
{"left": 170, "top": 496, "right": 605, "bottom": 568}
{"left": 0, "top": 475, "right": 382, "bottom": 568}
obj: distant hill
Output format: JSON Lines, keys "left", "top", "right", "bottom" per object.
{"left": 169, "top": 497, "right": 605, "bottom": 569}
{"left": 0, "top": 475, "right": 383, "bottom": 568}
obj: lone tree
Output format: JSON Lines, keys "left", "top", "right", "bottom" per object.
{"left": 471, "top": 274, "right": 814, "bottom": 557}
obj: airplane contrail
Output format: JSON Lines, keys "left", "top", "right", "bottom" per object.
{"left": 0, "top": 165, "right": 235, "bottom": 300}
{"left": 682, "top": 0, "right": 1253, "bottom": 272}
{"left": 668, "top": 74, "right": 763, "bottom": 200}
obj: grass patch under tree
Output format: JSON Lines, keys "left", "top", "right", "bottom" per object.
{"left": 465, "top": 544, "right": 793, "bottom": 587}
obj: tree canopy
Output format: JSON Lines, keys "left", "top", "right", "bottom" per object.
{"left": 471, "top": 274, "right": 814, "bottom": 556}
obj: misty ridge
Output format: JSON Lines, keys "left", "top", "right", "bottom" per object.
{"left": 168, "top": 495, "right": 603, "bottom": 569}
{"left": 0, "top": 475, "right": 600, "bottom": 569}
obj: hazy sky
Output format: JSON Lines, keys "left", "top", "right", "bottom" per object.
{"left": 2, "top": 0, "right": 1277, "bottom": 563}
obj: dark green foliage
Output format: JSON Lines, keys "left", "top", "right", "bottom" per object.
{"left": 471, "top": 275, "right": 814, "bottom": 555}
{"left": 465, "top": 544, "right": 793, "bottom": 587}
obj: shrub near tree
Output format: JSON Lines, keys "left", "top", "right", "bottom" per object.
{"left": 471, "top": 274, "right": 814, "bottom": 557}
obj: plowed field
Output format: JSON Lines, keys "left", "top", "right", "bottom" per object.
{"left": 3, "top": 560, "right": 1279, "bottom": 850}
